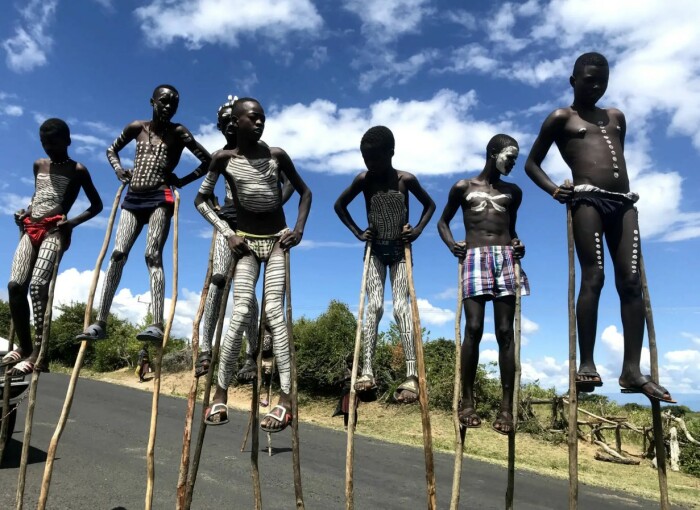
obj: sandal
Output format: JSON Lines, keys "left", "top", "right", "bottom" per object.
{"left": 10, "top": 360, "right": 35, "bottom": 376}
{"left": 620, "top": 374, "right": 676, "bottom": 403}
{"left": 458, "top": 406, "right": 482, "bottom": 428}
{"left": 204, "top": 402, "right": 229, "bottom": 426}
{"left": 194, "top": 351, "right": 211, "bottom": 378}
{"left": 576, "top": 369, "right": 603, "bottom": 393}
{"left": 260, "top": 404, "right": 292, "bottom": 433}
{"left": 393, "top": 375, "right": 419, "bottom": 404}
{"left": 354, "top": 374, "right": 377, "bottom": 403}
{"left": 136, "top": 325, "right": 164, "bottom": 343}
{"left": 492, "top": 411, "right": 514, "bottom": 436}
{"left": 1, "top": 349, "right": 24, "bottom": 368}
{"left": 75, "top": 322, "right": 106, "bottom": 341}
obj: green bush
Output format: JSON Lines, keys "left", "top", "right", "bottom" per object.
{"left": 680, "top": 443, "right": 700, "bottom": 477}
{"left": 161, "top": 346, "right": 193, "bottom": 372}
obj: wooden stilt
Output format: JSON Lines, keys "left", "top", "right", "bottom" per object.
{"left": 175, "top": 230, "right": 216, "bottom": 509}
{"left": 184, "top": 260, "right": 236, "bottom": 509}
{"left": 566, "top": 199, "right": 579, "bottom": 510}
{"left": 145, "top": 190, "right": 180, "bottom": 510}
{"left": 404, "top": 244, "right": 437, "bottom": 510}
{"left": 639, "top": 254, "right": 670, "bottom": 510}
{"left": 345, "top": 242, "right": 371, "bottom": 510}
{"left": 285, "top": 251, "right": 305, "bottom": 509}
{"left": 506, "top": 259, "right": 523, "bottom": 509}
{"left": 38, "top": 183, "right": 125, "bottom": 509}
{"left": 16, "top": 243, "right": 63, "bottom": 510}
{"left": 449, "top": 261, "right": 464, "bottom": 510}
{"left": 240, "top": 407, "right": 253, "bottom": 452}
{"left": 251, "top": 292, "right": 267, "bottom": 510}
{"left": 0, "top": 322, "right": 17, "bottom": 466}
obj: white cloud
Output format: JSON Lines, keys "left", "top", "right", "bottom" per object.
{"left": 344, "top": 0, "right": 432, "bottom": 43}
{"left": 522, "top": 315, "right": 539, "bottom": 335}
{"left": 481, "top": 348, "right": 499, "bottom": 364}
{"left": 358, "top": 49, "right": 439, "bottom": 92}
{"left": 262, "top": 89, "right": 528, "bottom": 176}
{"left": 681, "top": 332, "right": 700, "bottom": 347}
{"left": 663, "top": 349, "right": 700, "bottom": 394}
{"left": 0, "top": 193, "right": 32, "bottom": 215}
{"left": 233, "top": 61, "right": 259, "bottom": 94}
{"left": 445, "top": 9, "right": 477, "bottom": 31}
{"left": 3, "top": 105, "right": 23, "bottom": 116}
{"left": 415, "top": 298, "right": 454, "bottom": 326}
{"left": 134, "top": 0, "right": 323, "bottom": 50}
{"left": 2, "top": 0, "right": 57, "bottom": 73}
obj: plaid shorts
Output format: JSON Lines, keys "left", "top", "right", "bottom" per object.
{"left": 462, "top": 245, "right": 530, "bottom": 299}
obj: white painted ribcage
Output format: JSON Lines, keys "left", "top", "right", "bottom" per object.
{"left": 31, "top": 173, "right": 71, "bottom": 218}
{"left": 368, "top": 191, "right": 406, "bottom": 240}
{"left": 131, "top": 141, "right": 168, "bottom": 189}
{"left": 227, "top": 157, "right": 281, "bottom": 213}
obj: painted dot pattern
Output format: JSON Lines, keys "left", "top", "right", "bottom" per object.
{"left": 594, "top": 232, "right": 603, "bottom": 269}
{"left": 598, "top": 120, "right": 620, "bottom": 178}
{"left": 631, "top": 229, "right": 639, "bottom": 274}
{"left": 131, "top": 140, "right": 169, "bottom": 188}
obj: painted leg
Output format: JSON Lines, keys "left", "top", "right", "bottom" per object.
{"left": 143, "top": 206, "right": 172, "bottom": 334}
{"left": 390, "top": 259, "right": 419, "bottom": 404}
{"left": 6, "top": 235, "right": 36, "bottom": 359}
{"left": 360, "top": 254, "right": 385, "bottom": 382}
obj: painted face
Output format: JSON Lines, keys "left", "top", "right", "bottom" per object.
{"left": 360, "top": 144, "right": 393, "bottom": 173}
{"left": 494, "top": 145, "right": 519, "bottom": 175}
{"left": 151, "top": 87, "right": 179, "bottom": 123}
{"left": 572, "top": 65, "right": 609, "bottom": 106}
{"left": 235, "top": 101, "right": 265, "bottom": 140}
{"left": 217, "top": 106, "right": 235, "bottom": 136}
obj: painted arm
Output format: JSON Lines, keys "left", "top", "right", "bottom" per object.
{"left": 106, "top": 121, "right": 141, "bottom": 183}
{"left": 403, "top": 172, "right": 436, "bottom": 242}
{"left": 172, "top": 126, "right": 212, "bottom": 188}
{"left": 194, "top": 153, "right": 236, "bottom": 239}
{"left": 437, "top": 181, "right": 467, "bottom": 259}
{"left": 524, "top": 110, "right": 573, "bottom": 203}
{"left": 509, "top": 185, "right": 525, "bottom": 259}
{"left": 333, "top": 173, "right": 371, "bottom": 241}
{"left": 273, "top": 147, "right": 312, "bottom": 250}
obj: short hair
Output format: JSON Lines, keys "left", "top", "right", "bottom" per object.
{"left": 232, "top": 97, "right": 261, "bottom": 117}
{"left": 152, "top": 83, "right": 179, "bottom": 97}
{"left": 572, "top": 52, "right": 608, "bottom": 77}
{"left": 218, "top": 94, "right": 238, "bottom": 116}
{"left": 39, "top": 118, "right": 70, "bottom": 141}
{"left": 486, "top": 134, "right": 519, "bottom": 158}
{"left": 360, "top": 126, "right": 395, "bottom": 151}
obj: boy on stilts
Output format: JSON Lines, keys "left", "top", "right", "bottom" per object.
{"left": 195, "top": 97, "right": 311, "bottom": 432}
{"left": 525, "top": 52, "right": 673, "bottom": 402}
{"left": 195, "top": 96, "right": 292, "bottom": 381}
{"left": 3, "top": 119, "right": 103, "bottom": 374}
{"left": 335, "top": 126, "right": 435, "bottom": 403}
{"left": 76, "top": 84, "right": 211, "bottom": 344}
{"left": 437, "top": 134, "right": 529, "bottom": 434}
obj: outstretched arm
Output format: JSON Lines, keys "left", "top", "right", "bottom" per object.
{"left": 403, "top": 173, "right": 436, "bottom": 242}
{"left": 273, "top": 147, "right": 312, "bottom": 250}
{"left": 437, "top": 181, "right": 467, "bottom": 258}
{"left": 171, "top": 126, "right": 212, "bottom": 188}
{"left": 334, "top": 173, "right": 371, "bottom": 241}
{"left": 106, "top": 122, "right": 141, "bottom": 183}
{"left": 524, "top": 110, "right": 573, "bottom": 203}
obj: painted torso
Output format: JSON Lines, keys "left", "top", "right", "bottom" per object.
{"left": 31, "top": 161, "right": 82, "bottom": 220}
{"left": 368, "top": 190, "right": 407, "bottom": 240}
{"left": 461, "top": 180, "right": 516, "bottom": 248}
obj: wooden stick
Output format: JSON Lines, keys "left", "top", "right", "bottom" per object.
{"left": 0, "top": 322, "right": 17, "bottom": 466}
{"left": 184, "top": 259, "right": 236, "bottom": 509}
{"left": 38, "top": 183, "right": 125, "bottom": 509}
{"left": 241, "top": 408, "right": 253, "bottom": 452}
{"left": 449, "top": 260, "right": 465, "bottom": 510}
{"left": 251, "top": 291, "right": 267, "bottom": 510}
{"left": 639, "top": 253, "right": 670, "bottom": 510}
{"left": 404, "top": 244, "right": 437, "bottom": 510}
{"left": 285, "top": 251, "right": 305, "bottom": 509}
{"left": 506, "top": 258, "right": 523, "bottom": 509}
{"left": 16, "top": 243, "right": 63, "bottom": 510}
{"left": 175, "top": 230, "right": 216, "bottom": 509}
{"left": 566, "top": 198, "right": 578, "bottom": 510}
{"left": 145, "top": 190, "right": 180, "bottom": 510}
{"left": 345, "top": 242, "right": 371, "bottom": 510}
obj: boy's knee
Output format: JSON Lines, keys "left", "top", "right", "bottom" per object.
{"left": 616, "top": 273, "right": 641, "bottom": 299}
{"left": 581, "top": 270, "right": 605, "bottom": 293}
{"left": 465, "top": 320, "right": 484, "bottom": 341}
{"left": 8, "top": 281, "right": 24, "bottom": 298}
{"left": 145, "top": 253, "right": 162, "bottom": 268}
{"left": 111, "top": 249, "right": 128, "bottom": 263}
{"left": 211, "top": 273, "right": 226, "bottom": 288}
{"left": 495, "top": 324, "right": 514, "bottom": 345}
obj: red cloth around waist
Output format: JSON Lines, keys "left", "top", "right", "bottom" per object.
{"left": 23, "top": 215, "right": 64, "bottom": 247}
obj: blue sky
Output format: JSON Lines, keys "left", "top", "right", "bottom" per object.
{"left": 1, "top": 0, "right": 699, "bottom": 403}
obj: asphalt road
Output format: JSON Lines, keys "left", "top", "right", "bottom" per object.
{"left": 0, "top": 374, "right": 667, "bottom": 509}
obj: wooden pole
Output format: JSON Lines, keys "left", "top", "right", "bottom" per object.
{"left": 566, "top": 198, "right": 579, "bottom": 510}
{"left": 38, "top": 183, "right": 125, "bottom": 509}
{"left": 251, "top": 291, "right": 267, "bottom": 510}
{"left": 0, "top": 322, "right": 17, "bottom": 466}
{"left": 175, "top": 230, "right": 216, "bottom": 509}
{"left": 639, "top": 253, "right": 670, "bottom": 510}
{"left": 240, "top": 407, "right": 253, "bottom": 452}
{"left": 16, "top": 242, "right": 63, "bottom": 510}
{"left": 345, "top": 242, "right": 371, "bottom": 510}
{"left": 145, "top": 190, "right": 180, "bottom": 510}
{"left": 184, "top": 259, "right": 236, "bottom": 509}
{"left": 285, "top": 251, "right": 305, "bottom": 509}
{"left": 449, "top": 260, "right": 465, "bottom": 510}
{"left": 404, "top": 244, "right": 437, "bottom": 510}
{"left": 506, "top": 259, "right": 523, "bottom": 509}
